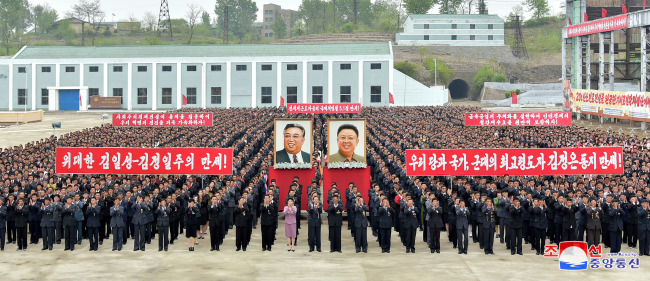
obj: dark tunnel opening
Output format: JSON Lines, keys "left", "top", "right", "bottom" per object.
{"left": 449, "top": 79, "right": 470, "bottom": 99}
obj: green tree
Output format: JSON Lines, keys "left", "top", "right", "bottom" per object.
{"left": 403, "top": 0, "right": 435, "bottom": 14}
{"left": 214, "top": 0, "right": 258, "bottom": 41}
{"left": 292, "top": 19, "right": 306, "bottom": 36}
{"left": 54, "top": 19, "right": 75, "bottom": 44}
{"left": 201, "top": 10, "right": 211, "bottom": 27}
{"left": 525, "top": 0, "right": 550, "bottom": 20}
{"left": 424, "top": 57, "right": 453, "bottom": 86}
{"left": 272, "top": 16, "right": 287, "bottom": 39}
{"left": 438, "top": 0, "right": 464, "bottom": 14}
{"left": 68, "top": 0, "right": 105, "bottom": 46}
{"left": 394, "top": 61, "right": 419, "bottom": 79}
{"left": 370, "top": 0, "right": 402, "bottom": 33}
{"left": 32, "top": 4, "right": 59, "bottom": 34}
{"left": 0, "top": 0, "right": 30, "bottom": 55}
{"left": 186, "top": 4, "right": 202, "bottom": 44}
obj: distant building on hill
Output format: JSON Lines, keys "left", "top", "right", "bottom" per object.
{"left": 262, "top": 3, "right": 299, "bottom": 40}
{"left": 396, "top": 14, "right": 505, "bottom": 46}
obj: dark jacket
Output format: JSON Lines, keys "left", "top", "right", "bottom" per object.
{"left": 562, "top": 205, "right": 578, "bottom": 230}
{"left": 608, "top": 207, "right": 624, "bottom": 232}
{"left": 532, "top": 206, "right": 549, "bottom": 229}
{"left": 353, "top": 205, "right": 369, "bottom": 228}
{"left": 456, "top": 207, "right": 469, "bottom": 230}
{"left": 377, "top": 206, "right": 394, "bottom": 229}
{"left": 586, "top": 206, "right": 603, "bottom": 230}
{"left": 156, "top": 207, "right": 170, "bottom": 227}
{"left": 427, "top": 206, "right": 444, "bottom": 229}
{"left": 62, "top": 204, "right": 77, "bottom": 227}
{"left": 39, "top": 204, "right": 55, "bottom": 228}
{"left": 14, "top": 204, "right": 29, "bottom": 228}
{"left": 307, "top": 204, "right": 323, "bottom": 226}
{"left": 509, "top": 205, "right": 524, "bottom": 229}
{"left": 208, "top": 202, "right": 224, "bottom": 227}
{"left": 85, "top": 204, "right": 102, "bottom": 228}
{"left": 185, "top": 206, "right": 199, "bottom": 226}
{"left": 327, "top": 204, "right": 344, "bottom": 227}
{"left": 481, "top": 206, "right": 497, "bottom": 229}
{"left": 260, "top": 203, "right": 276, "bottom": 226}
{"left": 234, "top": 205, "right": 250, "bottom": 227}
{"left": 110, "top": 206, "right": 125, "bottom": 228}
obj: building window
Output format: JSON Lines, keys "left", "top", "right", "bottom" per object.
{"left": 312, "top": 86, "right": 323, "bottom": 103}
{"left": 236, "top": 65, "right": 247, "bottom": 71}
{"left": 211, "top": 65, "right": 221, "bottom": 71}
{"left": 113, "top": 66, "right": 123, "bottom": 72}
{"left": 89, "top": 88, "right": 99, "bottom": 96}
{"left": 488, "top": 24, "right": 494, "bottom": 30}
{"left": 287, "top": 87, "right": 298, "bottom": 103}
{"left": 370, "top": 86, "right": 381, "bottom": 103}
{"left": 312, "top": 64, "right": 323, "bottom": 70}
{"left": 424, "top": 24, "right": 429, "bottom": 29}
{"left": 261, "top": 64, "right": 272, "bottom": 71}
{"left": 113, "top": 88, "right": 123, "bottom": 104}
{"left": 137, "top": 66, "right": 147, "bottom": 72}
{"left": 488, "top": 35, "right": 494, "bottom": 40}
{"left": 161, "top": 88, "right": 172, "bottom": 104}
{"left": 261, "top": 87, "right": 272, "bottom": 104}
{"left": 65, "top": 66, "right": 75, "bottom": 73}
{"left": 186, "top": 87, "right": 197, "bottom": 104}
{"left": 424, "top": 35, "right": 429, "bottom": 40}
{"left": 137, "top": 88, "right": 147, "bottom": 104}
{"left": 18, "top": 67, "right": 26, "bottom": 73}
{"left": 470, "top": 35, "right": 475, "bottom": 40}
{"left": 470, "top": 24, "right": 475, "bottom": 29}
{"left": 17, "top": 89, "right": 26, "bottom": 105}
{"left": 187, "top": 65, "right": 197, "bottom": 72}
{"left": 41, "top": 89, "right": 49, "bottom": 105}
{"left": 451, "top": 35, "right": 457, "bottom": 40}
{"left": 287, "top": 64, "right": 298, "bottom": 70}
{"left": 162, "top": 65, "right": 172, "bottom": 72}
{"left": 451, "top": 24, "right": 457, "bottom": 29}
{"left": 340, "top": 63, "right": 351, "bottom": 70}
{"left": 211, "top": 87, "right": 222, "bottom": 104}
{"left": 371, "top": 63, "right": 382, "bottom": 69}
{"left": 42, "top": 66, "right": 51, "bottom": 73}
{"left": 89, "top": 66, "right": 99, "bottom": 72}
{"left": 340, "top": 86, "right": 351, "bottom": 103}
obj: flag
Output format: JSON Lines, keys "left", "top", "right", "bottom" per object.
{"left": 389, "top": 92, "right": 395, "bottom": 105}
{"left": 584, "top": 12, "right": 588, "bottom": 22}
{"left": 182, "top": 94, "right": 187, "bottom": 105}
{"left": 602, "top": 8, "right": 607, "bottom": 18}
{"left": 79, "top": 94, "right": 82, "bottom": 107}
{"left": 622, "top": 3, "right": 627, "bottom": 13}
{"left": 280, "top": 96, "right": 285, "bottom": 107}
{"left": 568, "top": 17, "right": 572, "bottom": 25}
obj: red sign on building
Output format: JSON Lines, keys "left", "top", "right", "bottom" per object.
{"left": 56, "top": 147, "right": 232, "bottom": 175}
{"left": 112, "top": 113, "right": 213, "bottom": 127}
{"left": 567, "top": 14, "right": 628, "bottom": 38}
{"left": 287, "top": 103, "right": 361, "bottom": 114}
{"left": 465, "top": 112, "right": 572, "bottom": 126}
{"left": 406, "top": 147, "right": 623, "bottom": 176}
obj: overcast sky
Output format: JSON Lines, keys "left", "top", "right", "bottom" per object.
{"left": 29, "top": 0, "right": 562, "bottom": 24}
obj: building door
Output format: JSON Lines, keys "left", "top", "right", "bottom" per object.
{"left": 59, "top": 89, "right": 80, "bottom": 110}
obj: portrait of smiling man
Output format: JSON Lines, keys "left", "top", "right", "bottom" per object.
{"left": 275, "top": 120, "right": 312, "bottom": 165}
{"left": 328, "top": 120, "right": 366, "bottom": 164}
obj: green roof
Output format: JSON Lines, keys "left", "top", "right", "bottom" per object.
{"left": 13, "top": 42, "right": 391, "bottom": 60}
{"left": 408, "top": 14, "right": 503, "bottom": 20}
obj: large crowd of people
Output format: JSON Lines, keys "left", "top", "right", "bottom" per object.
{"left": 1, "top": 106, "right": 650, "bottom": 257}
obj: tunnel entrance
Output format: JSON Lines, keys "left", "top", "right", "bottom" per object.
{"left": 449, "top": 79, "right": 470, "bottom": 99}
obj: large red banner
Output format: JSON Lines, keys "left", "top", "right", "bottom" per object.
{"left": 112, "top": 113, "right": 213, "bottom": 127}
{"left": 567, "top": 14, "right": 627, "bottom": 38}
{"left": 406, "top": 147, "right": 623, "bottom": 176}
{"left": 287, "top": 103, "right": 361, "bottom": 114}
{"left": 56, "top": 147, "right": 232, "bottom": 175}
{"left": 465, "top": 112, "right": 572, "bottom": 126}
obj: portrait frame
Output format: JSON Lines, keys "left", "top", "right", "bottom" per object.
{"left": 273, "top": 118, "right": 314, "bottom": 166}
{"left": 327, "top": 119, "right": 367, "bottom": 165}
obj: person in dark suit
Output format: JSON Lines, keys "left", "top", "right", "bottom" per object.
{"left": 427, "top": 197, "right": 444, "bottom": 254}
{"left": 156, "top": 200, "right": 170, "bottom": 251}
{"left": 85, "top": 197, "right": 101, "bottom": 251}
{"left": 5, "top": 195, "right": 16, "bottom": 245}
{"left": 354, "top": 197, "right": 369, "bottom": 253}
{"left": 62, "top": 197, "right": 77, "bottom": 251}
{"left": 638, "top": 199, "right": 650, "bottom": 256}
{"left": 403, "top": 198, "right": 419, "bottom": 253}
{"left": 0, "top": 198, "right": 6, "bottom": 251}
{"left": 608, "top": 200, "right": 624, "bottom": 253}
{"left": 586, "top": 198, "right": 603, "bottom": 248}
{"left": 260, "top": 195, "right": 275, "bottom": 251}
{"left": 27, "top": 194, "right": 42, "bottom": 245}
{"left": 132, "top": 195, "right": 147, "bottom": 251}
{"left": 208, "top": 194, "right": 224, "bottom": 251}
{"left": 39, "top": 198, "right": 55, "bottom": 251}
{"left": 308, "top": 196, "right": 323, "bottom": 252}
{"left": 456, "top": 200, "right": 469, "bottom": 254}
{"left": 234, "top": 197, "right": 250, "bottom": 251}
{"left": 275, "top": 123, "right": 310, "bottom": 164}
{"left": 626, "top": 196, "right": 639, "bottom": 248}
{"left": 532, "top": 198, "right": 550, "bottom": 255}
{"left": 14, "top": 198, "right": 29, "bottom": 251}
{"left": 561, "top": 199, "right": 578, "bottom": 242}
{"left": 481, "top": 198, "right": 497, "bottom": 255}
{"left": 327, "top": 195, "right": 343, "bottom": 253}
{"left": 185, "top": 199, "right": 199, "bottom": 251}
{"left": 509, "top": 197, "right": 524, "bottom": 255}
{"left": 52, "top": 195, "right": 63, "bottom": 244}
{"left": 110, "top": 198, "right": 125, "bottom": 251}
{"left": 377, "top": 198, "right": 393, "bottom": 253}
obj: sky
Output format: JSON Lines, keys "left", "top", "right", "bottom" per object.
{"left": 29, "top": 0, "right": 563, "bottom": 24}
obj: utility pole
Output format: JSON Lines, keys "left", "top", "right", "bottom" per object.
{"left": 158, "top": 0, "right": 173, "bottom": 40}
{"left": 224, "top": 5, "right": 229, "bottom": 43}
{"left": 512, "top": 16, "right": 528, "bottom": 59}
{"left": 353, "top": 0, "right": 358, "bottom": 27}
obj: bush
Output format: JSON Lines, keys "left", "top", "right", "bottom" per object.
{"left": 424, "top": 57, "right": 454, "bottom": 86}
{"left": 472, "top": 63, "right": 507, "bottom": 90}
{"left": 342, "top": 22, "right": 355, "bottom": 33}
{"left": 494, "top": 73, "right": 507, "bottom": 82}
{"left": 505, "top": 92, "right": 512, "bottom": 98}
{"left": 394, "top": 61, "right": 419, "bottom": 80}
{"left": 145, "top": 35, "right": 162, "bottom": 45}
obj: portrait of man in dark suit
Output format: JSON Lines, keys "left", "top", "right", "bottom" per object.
{"left": 274, "top": 120, "right": 312, "bottom": 165}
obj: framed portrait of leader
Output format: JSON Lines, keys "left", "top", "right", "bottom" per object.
{"left": 274, "top": 118, "right": 313, "bottom": 166}
{"left": 327, "top": 119, "right": 366, "bottom": 164}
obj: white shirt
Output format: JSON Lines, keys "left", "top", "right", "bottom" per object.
{"left": 285, "top": 151, "right": 304, "bottom": 164}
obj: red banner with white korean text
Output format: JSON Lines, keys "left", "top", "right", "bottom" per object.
{"left": 465, "top": 112, "right": 572, "bottom": 126}
{"left": 286, "top": 103, "right": 361, "bottom": 114}
{"left": 112, "top": 113, "right": 213, "bottom": 127}
{"left": 406, "top": 147, "right": 623, "bottom": 176}
{"left": 567, "top": 14, "right": 627, "bottom": 38}
{"left": 56, "top": 147, "right": 232, "bottom": 175}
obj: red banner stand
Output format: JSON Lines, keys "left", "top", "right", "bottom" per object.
{"left": 322, "top": 167, "right": 371, "bottom": 210}
{"left": 268, "top": 166, "right": 317, "bottom": 211}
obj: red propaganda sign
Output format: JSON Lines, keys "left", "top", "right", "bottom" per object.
{"left": 406, "top": 147, "right": 623, "bottom": 176}
{"left": 56, "top": 147, "right": 232, "bottom": 175}
{"left": 287, "top": 103, "right": 361, "bottom": 114}
{"left": 567, "top": 14, "right": 627, "bottom": 38}
{"left": 112, "top": 113, "right": 213, "bottom": 127}
{"left": 465, "top": 112, "right": 572, "bottom": 126}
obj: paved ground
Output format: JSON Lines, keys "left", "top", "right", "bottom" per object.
{"left": 0, "top": 216, "right": 647, "bottom": 280}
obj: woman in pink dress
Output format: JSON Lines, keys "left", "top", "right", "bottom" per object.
{"left": 284, "top": 198, "right": 297, "bottom": 251}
